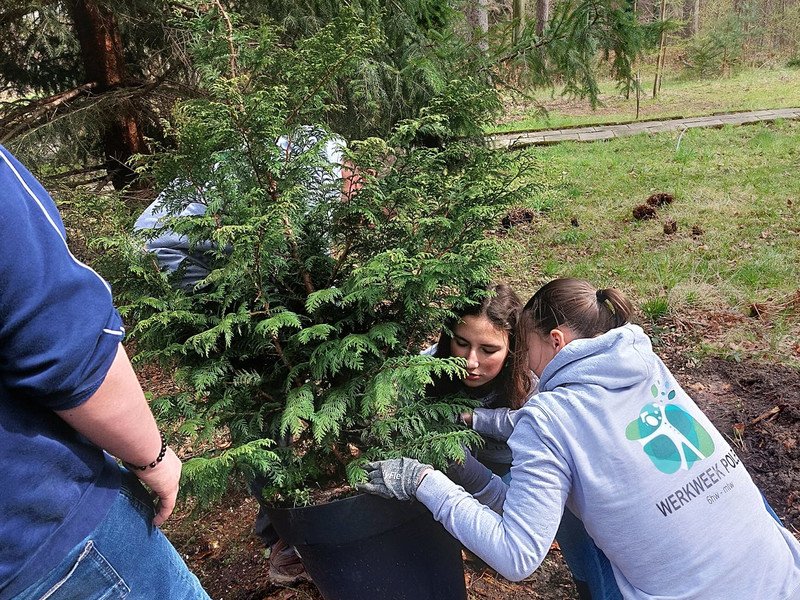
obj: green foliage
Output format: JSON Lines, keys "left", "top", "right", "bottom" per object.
{"left": 641, "top": 297, "right": 670, "bottom": 322}
{"left": 56, "top": 187, "right": 131, "bottom": 266}
{"left": 695, "top": 0, "right": 800, "bottom": 67}
{"left": 113, "top": 6, "right": 534, "bottom": 506}
{"left": 1, "top": 0, "right": 650, "bottom": 178}
{"left": 231, "top": 0, "right": 472, "bottom": 138}
{"left": 0, "top": 1, "right": 83, "bottom": 95}
{"left": 180, "top": 439, "right": 280, "bottom": 504}
{"left": 0, "top": 0, "right": 181, "bottom": 172}
{"left": 493, "top": 0, "right": 655, "bottom": 105}
{"left": 686, "top": 15, "right": 744, "bottom": 77}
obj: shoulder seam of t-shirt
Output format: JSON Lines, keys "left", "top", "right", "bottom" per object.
{"left": 0, "top": 147, "right": 114, "bottom": 298}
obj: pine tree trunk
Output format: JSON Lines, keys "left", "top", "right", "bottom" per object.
{"left": 535, "top": 0, "right": 550, "bottom": 36}
{"left": 682, "top": 0, "right": 700, "bottom": 37}
{"left": 464, "top": 0, "right": 489, "bottom": 52}
{"left": 652, "top": 0, "right": 667, "bottom": 98}
{"left": 67, "top": 0, "right": 147, "bottom": 190}
{"left": 513, "top": 0, "right": 526, "bottom": 44}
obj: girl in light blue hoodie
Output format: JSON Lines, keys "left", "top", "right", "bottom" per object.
{"left": 360, "top": 278, "right": 800, "bottom": 600}
{"left": 429, "top": 283, "right": 620, "bottom": 600}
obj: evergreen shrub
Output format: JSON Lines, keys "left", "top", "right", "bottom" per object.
{"left": 686, "top": 15, "right": 744, "bottom": 77}
{"left": 115, "top": 5, "right": 536, "bottom": 506}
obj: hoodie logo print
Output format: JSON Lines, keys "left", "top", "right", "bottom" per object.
{"left": 625, "top": 383, "right": 715, "bottom": 474}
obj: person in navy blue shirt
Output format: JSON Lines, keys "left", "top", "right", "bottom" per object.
{"left": 0, "top": 145, "right": 211, "bottom": 600}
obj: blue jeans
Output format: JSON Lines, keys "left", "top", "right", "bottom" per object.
{"left": 554, "top": 508, "right": 621, "bottom": 600}
{"left": 12, "top": 472, "right": 210, "bottom": 600}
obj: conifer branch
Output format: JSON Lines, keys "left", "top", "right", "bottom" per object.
{"left": 284, "top": 44, "right": 365, "bottom": 128}
{"left": 271, "top": 335, "right": 292, "bottom": 370}
{"left": 212, "top": 0, "right": 238, "bottom": 78}
{"left": 265, "top": 173, "right": 315, "bottom": 295}
{"left": 41, "top": 163, "right": 107, "bottom": 182}
{"left": 0, "top": 82, "right": 96, "bottom": 142}
{"left": 329, "top": 236, "right": 353, "bottom": 283}
{"left": 109, "top": 5, "right": 549, "bottom": 505}
{"left": 283, "top": 214, "right": 316, "bottom": 295}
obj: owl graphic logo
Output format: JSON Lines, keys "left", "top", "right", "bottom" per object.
{"left": 625, "top": 383, "right": 715, "bottom": 474}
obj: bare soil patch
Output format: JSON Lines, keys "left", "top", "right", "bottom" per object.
{"left": 681, "top": 357, "right": 800, "bottom": 531}
{"left": 159, "top": 312, "right": 800, "bottom": 600}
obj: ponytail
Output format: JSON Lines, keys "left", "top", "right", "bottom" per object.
{"left": 522, "top": 278, "right": 634, "bottom": 340}
{"left": 595, "top": 288, "right": 631, "bottom": 330}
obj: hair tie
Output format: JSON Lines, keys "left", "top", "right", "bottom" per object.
{"left": 596, "top": 289, "right": 616, "bottom": 315}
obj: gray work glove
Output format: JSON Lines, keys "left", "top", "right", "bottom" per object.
{"left": 357, "top": 457, "right": 433, "bottom": 501}
{"left": 446, "top": 447, "right": 493, "bottom": 494}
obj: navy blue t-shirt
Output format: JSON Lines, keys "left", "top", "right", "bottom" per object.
{"left": 0, "top": 146, "right": 123, "bottom": 598}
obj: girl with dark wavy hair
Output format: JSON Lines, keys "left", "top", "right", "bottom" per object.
{"left": 427, "top": 283, "right": 533, "bottom": 476}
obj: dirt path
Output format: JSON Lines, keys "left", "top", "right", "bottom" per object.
{"left": 489, "top": 107, "right": 800, "bottom": 149}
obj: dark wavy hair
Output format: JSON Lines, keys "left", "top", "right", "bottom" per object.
{"left": 431, "top": 284, "right": 532, "bottom": 409}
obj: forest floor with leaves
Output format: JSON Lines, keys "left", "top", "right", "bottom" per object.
{"left": 159, "top": 309, "right": 800, "bottom": 600}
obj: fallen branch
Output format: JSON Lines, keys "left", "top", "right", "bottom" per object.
{"left": 0, "top": 83, "right": 96, "bottom": 142}
{"left": 748, "top": 405, "right": 781, "bottom": 426}
{"left": 42, "top": 164, "right": 108, "bottom": 182}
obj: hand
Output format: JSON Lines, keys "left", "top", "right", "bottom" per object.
{"left": 460, "top": 412, "right": 473, "bottom": 427}
{"left": 357, "top": 457, "right": 433, "bottom": 501}
{"left": 134, "top": 447, "right": 182, "bottom": 526}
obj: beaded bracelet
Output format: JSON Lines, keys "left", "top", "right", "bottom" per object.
{"left": 128, "top": 431, "right": 167, "bottom": 471}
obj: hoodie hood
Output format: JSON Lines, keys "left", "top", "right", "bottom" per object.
{"left": 538, "top": 324, "right": 654, "bottom": 393}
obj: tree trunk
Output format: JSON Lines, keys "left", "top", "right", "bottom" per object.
{"left": 513, "top": 0, "right": 526, "bottom": 44}
{"left": 652, "top": 0, "right": 667, "bottom": 98}
{"left": 627, "top": 0, "right": 638, "bottom": 99}
{"left": 67, "top": 0, "right": 147, "bottom": 190}
{"left": 535, "top": 0, "right": 549, "bottom": 36}
{"left": 682, "top": 0, "right": 700, "bottom": 37}
{"left": 464, "top": 0, "right": 489, "bottom": 52}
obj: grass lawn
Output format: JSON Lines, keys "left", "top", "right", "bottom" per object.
{"left": 491, "top": 66, "right": 800, "bottom": 133}
{"left": 499, "top": 119, "right": 800, "bottom": 366}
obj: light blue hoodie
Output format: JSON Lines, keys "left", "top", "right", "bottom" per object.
{"left": 417, "top": 324, "right": 800, "bottom": 599}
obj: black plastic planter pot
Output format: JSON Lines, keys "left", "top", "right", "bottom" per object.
{"left": 266, "top": 493, "right": 466, "bottom": 600}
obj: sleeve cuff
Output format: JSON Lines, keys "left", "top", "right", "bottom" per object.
{"left": 417, "top": 470, "right": 460, "bottom": 512}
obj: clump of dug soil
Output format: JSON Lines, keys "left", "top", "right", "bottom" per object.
{"left": 647, "top": 192, "right": 674, "bottom": 207}
{"left": 633, "top": 204, "right": 657, "bottom": 220}
{"left": 502, "top": 207, "right": 535, "bottom": 230}
{"left": 634, "top": 191, "right": 675, "bottom": 222}
{"left": 673, "top": 357, "right": 800, "bottom": 532}
{"left": 663, "top": 218, "right": 677, "bottom": 234}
